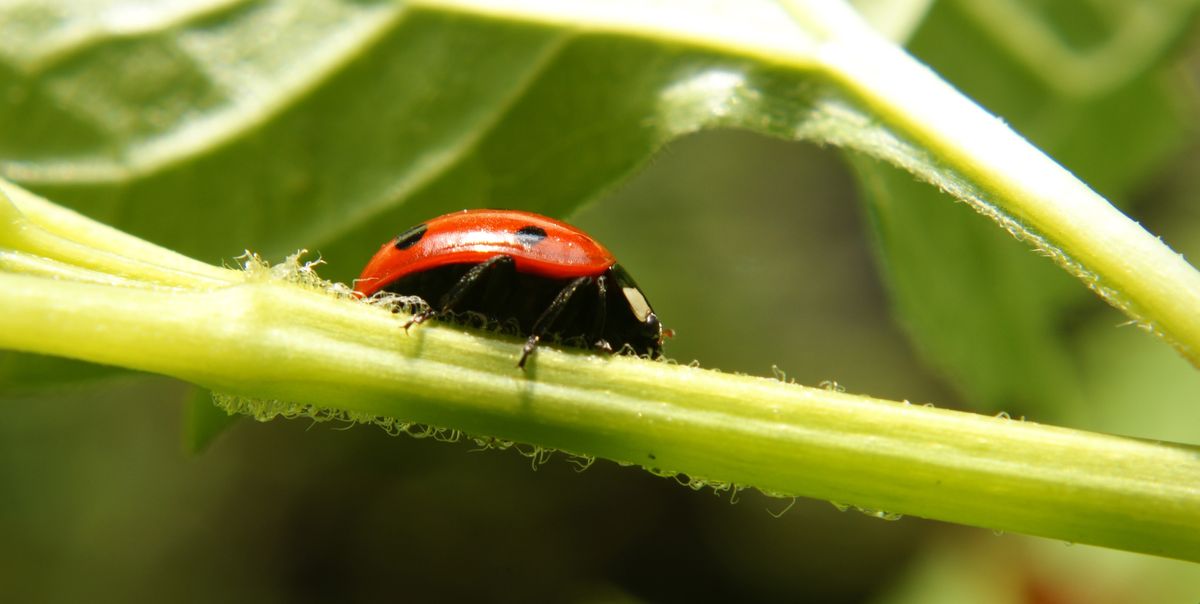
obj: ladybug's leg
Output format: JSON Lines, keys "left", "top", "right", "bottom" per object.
{"left": 590, "top": 275, "right": 612, "bottom": 353}
{"left": 519, "top": 276, "right": 591, "bottom": 368}
{"left": 439, "top": 255, "right": 515, "bottom": 312}
{"left": 403, "top": 255, "right": 514, "bottom": 331}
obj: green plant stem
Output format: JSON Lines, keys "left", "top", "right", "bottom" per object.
{"left": 0, "top": 267, "right": 1197, "bottom": 561}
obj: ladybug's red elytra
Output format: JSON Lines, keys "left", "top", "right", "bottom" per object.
{"left": 354, "top": 209, "right": 666, "bottom": 368}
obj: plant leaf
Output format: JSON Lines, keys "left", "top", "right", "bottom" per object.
{"left": 2, "top": 0, "right": 818, "bottom": 270}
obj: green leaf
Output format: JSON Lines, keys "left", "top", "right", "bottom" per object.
{"left": 854, "top": 0, "right": 1197, "bottom": 413}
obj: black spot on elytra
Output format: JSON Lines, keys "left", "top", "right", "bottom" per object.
{"left": 515, "top": 225, "right": 548, "bottom": 249}
{"left": 394, "top": 223, "right": 428, "bottom": 250}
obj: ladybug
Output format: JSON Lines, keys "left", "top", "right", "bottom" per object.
{"left": 354, "top": 209, "right": 666, "bottom": 368}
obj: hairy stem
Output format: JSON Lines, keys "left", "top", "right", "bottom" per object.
{"left": 0, "top": 262, "right": 1197, "bottom": 561}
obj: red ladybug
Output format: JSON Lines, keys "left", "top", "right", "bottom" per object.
{"left": 354, "top": 209, "right": 666, "bottom": 368}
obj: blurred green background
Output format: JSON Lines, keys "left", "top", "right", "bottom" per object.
{"left": 3, "top": 1, "right": 1200, "bottom": 601}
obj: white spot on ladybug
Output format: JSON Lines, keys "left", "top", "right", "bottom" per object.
{"left": 622, "top": 287, "right": 654, "bottom": 323}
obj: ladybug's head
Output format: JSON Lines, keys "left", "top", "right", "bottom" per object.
{"left": 607, "top": 264, "right": 667, "bottom": 358}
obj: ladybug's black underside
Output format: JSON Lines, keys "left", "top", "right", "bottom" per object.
{"left": 383, "top": 261, "right": 662, "bottom": 358}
